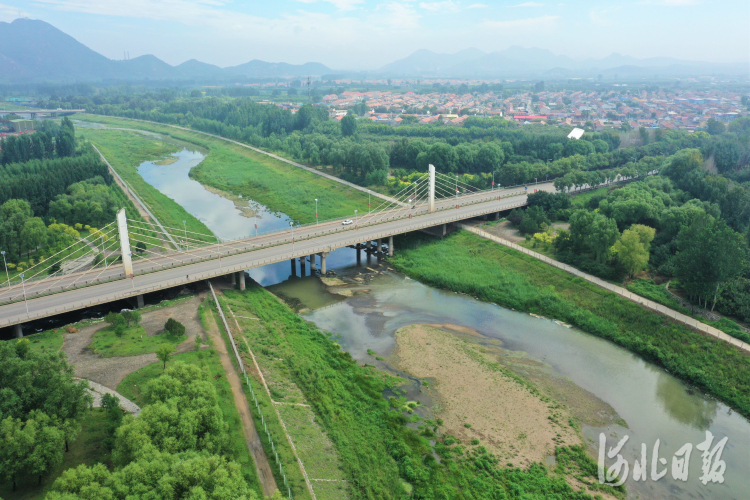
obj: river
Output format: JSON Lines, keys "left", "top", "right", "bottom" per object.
{"left": 132, "top": 128, "right": 750, "bottom": 499}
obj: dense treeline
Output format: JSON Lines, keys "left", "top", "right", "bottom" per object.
{"left": 0, "top": 339, "right": 92, "bottom": 490}
{"left": 0, "top": 117, "right": 77, "bottom": 165}
{"left": 0, "top": 150, "right": 112, "bottom": 215}
{"left": 508, "top": 148, "right": 750, "bottom": 322}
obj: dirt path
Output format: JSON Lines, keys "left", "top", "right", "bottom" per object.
{"left": 204, "top": 299, "right": 278, "bottom": 497}
{"left": 62, "top": 295, "right": 204, "bottom": 390}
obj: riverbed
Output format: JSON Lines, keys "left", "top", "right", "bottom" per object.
{"left": 111, "top": 123, "right": 750, "bottom": 499}
{"left": 271, "top": 264, "right": 750, "bottom": 500}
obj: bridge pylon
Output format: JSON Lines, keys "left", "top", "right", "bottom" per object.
{"left": 116, "top": 208, "right": 134, "bottom": 277}
{"left": 428, "top": 164, "right": 435, "bottom": 212}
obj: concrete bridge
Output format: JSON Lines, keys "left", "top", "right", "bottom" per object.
{"left": 0, "top": 109, "right": 86, "bottom": 118}
{"left": 0, "top": 168, "right": 554, "bottom": 336}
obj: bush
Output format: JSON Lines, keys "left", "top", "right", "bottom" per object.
{"left": 164, "top": 318, "right": 186, "bottom": 338}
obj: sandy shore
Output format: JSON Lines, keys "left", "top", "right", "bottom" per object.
{"left": 394, "top": 324, "right": 581, "bottom": 468}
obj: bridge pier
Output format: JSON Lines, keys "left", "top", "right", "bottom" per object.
{"left": 319, "top": 252, "right": 328, "bottom": 274}
{"left": 136, "top": 294, "right": 144, "bottom": 309}
{"left": 231, "top": 272, "right": 237, "bottom": 285}
{"left": 13, "top": 323, "right": 23, "bottom": 338}
{"left": 290, "top": 259, "right": 297, "bottom": 277}
{"left": 377, "top": 238, "right": 383, "bottom": 258}
{"left": 300, "top": 257, "right": 306, "bottom": 276}
{"left": 310, "top": 255, "right": 316, "bottom": 273}
{"left": 388, "top": 236, "right": 394, "bottom": 257}
{"left": 356, "top": 244, "right": 362, "bottom": 265}
{"left": 238, "top": 271, "right": 246, "bottom": 291}
{"left": 494, "top": 212, "right": 500, "bottom": 220}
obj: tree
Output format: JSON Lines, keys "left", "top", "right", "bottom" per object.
{"left": 114, "top": 324, "right": 125, "bottom": 338}
{"left": 156, "top": 344, "right": 175, "bottom": 372}
{"left": 135, "top": 241, "right": 146, "bottom": 254}
{"left": 130, "top": 310, "right": 142, "bottom": 328}
{"left": 47, "top": 452, "right": 258, "bottom": 500}
{"left": 0, "top": 341, "right": 92, "bottom": 427}
{"left": 706, "top": 118, "right": 725, "bottom": 135}
{"left": 341, "top": 114, "right": 357, "bottom": 137}
{"left": 674, "top": 213, "right": 747, "bottom": 310}
{"left": 568, "top": 210, "right": 620, "bottom": 263}
{"left": 113, "top": 364, "right": 228, "bottom": 465}
{"left": 614, "top": 224, "right": 655, "bottom": 277}
{"left": 0, "top": 411, "right": 65, "bottom": 488}
{"left": 164, "top": 318, "right": 185, "bottom": 337}
{"left": 475, "top": 143, "right": 505, "bottom": 174}
{"left": 105, "top": 312, "right": 125, "bottom": 329}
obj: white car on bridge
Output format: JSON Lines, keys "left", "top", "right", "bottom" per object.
{"left": 342, "top": 219, "right": 353, "bottom": 225}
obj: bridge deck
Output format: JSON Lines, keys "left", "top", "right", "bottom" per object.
{"left": 0, "top": 185, "right": 552, "bottom": 328}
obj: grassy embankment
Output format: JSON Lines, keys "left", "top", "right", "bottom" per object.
{"left": 77, "top": 115, "right": 374, "bottom": 225}
{"left": 117, "top": 339, "right": 264, "bottom": 496}
{"left": 80, "top": 126, "right": 213, "bottom": 243}
{"left": 389, "top": 231, "right": 750, "bottom": 420}
{"left": 213, "top": 289, "right": 349, "bottom": 500}
{"left": 205, "top": 283, "right": 622, "bottom": 500}
{"left": 0, "top": 410, "right": 111, "bottom": 500}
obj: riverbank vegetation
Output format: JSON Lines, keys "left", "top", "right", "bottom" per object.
{"left": 76, "top": 115, "right": 375, "bottom": 225}
{"left": 505, "top": 147, "right": 750, "bottom": 328}
{"left": 213, "top": 282, "right": 623, "bottom": 499}
{"left": 389, "top": 230, "right": 750, "bottom": 419}
{"left": 80, "top": 126, "right": 213, "bottom": 240}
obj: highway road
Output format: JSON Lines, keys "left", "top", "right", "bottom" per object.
{"left": 0, "top": 183, "right": 557, "bottom": 328}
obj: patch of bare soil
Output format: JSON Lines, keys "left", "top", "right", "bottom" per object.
{"left": 63, "top": 295, "right": 205, "bottom": 389}
{"left": 394, "top": 324, "right": 581, "bottom": 468}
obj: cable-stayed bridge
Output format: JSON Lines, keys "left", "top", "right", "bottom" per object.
{"left": 1, "top": 167, "right": 555, "bottom": 334}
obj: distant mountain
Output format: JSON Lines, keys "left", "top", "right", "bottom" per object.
{"left": 378, "top": 46, "right": 746, "bottom": 78}
{"left": 0, "top": 18, "right": 113, "bottom": 81}
{"left": 0, "top": 18, "right": 333, "bottom": 83}
{"left": 379, "top": 48, "right": 486, "bottom": 75}
{"left": 175, "top": 59, "right": 223, "bottom": 79}
{"left": 223, "top": 60, "right": 331, "bottom": 79}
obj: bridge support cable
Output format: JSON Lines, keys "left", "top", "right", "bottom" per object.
{"left": 357, "top": 173, "right": 428, "bottom": 223}
{"left": 127, "top": 221, "right": 214, "bottom": 252}
{"left": 24, "top": 235, "right": 123, "bottom": 300}
{"left": 0, "top": 223, "right": 120, "bottom": 303}
{"left": 23, "top": 227, "right": 121, "bottom": 300}
{"left": 360, "top": 181, "right": 430, "bottom": 227}
{"left": 126, "top": 219, "right": 217, "bottom": 246}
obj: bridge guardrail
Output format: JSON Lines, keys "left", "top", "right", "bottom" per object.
{"left": 0, "top": 198, "right": 529, "bottom": 321}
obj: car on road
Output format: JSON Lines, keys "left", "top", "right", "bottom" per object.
{"left": 342, "top": 219, "right": 353, "bottom": 225}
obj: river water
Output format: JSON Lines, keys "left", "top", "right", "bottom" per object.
{"left": 133, "top": 129, "right": 750, "bottom": 500}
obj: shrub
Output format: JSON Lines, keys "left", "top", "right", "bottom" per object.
{"left": 164, "top": 318, "right": 186, "bottom": 338}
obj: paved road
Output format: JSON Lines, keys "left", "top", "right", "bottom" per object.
{"left": 0, "top": 183, "right": 556, "bottom": 328}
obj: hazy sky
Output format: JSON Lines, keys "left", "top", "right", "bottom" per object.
{"left": 1, "top": 0, "right": 748, "bottom": 69}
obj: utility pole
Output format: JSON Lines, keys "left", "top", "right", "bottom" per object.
{"left": 307, "top": 76, "right": 311, "bottom": 102}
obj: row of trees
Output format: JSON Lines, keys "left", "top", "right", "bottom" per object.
{"left": 0, "top": 117, "right": 77, "bottom": 165}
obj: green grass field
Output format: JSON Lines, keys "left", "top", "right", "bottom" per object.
{"left": 88, "top": 325, "right": 185, "bottom": 357}
{"left": 24, "top": 328, "right": 64, "bottom": 354}
{"left": 116, "top": 339, "right": 263, "bottom": 496}
{"left": 389, "top": 230, "right": 750, "bottom": 420}
{"left": 79, "top": 126, "right": 214, "bottom": 241}
{"left": 0, "top": 409, "right": 111, "bottom": 500}
{"left": 76, "top": 114, "right": 374, "bottom": 225}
